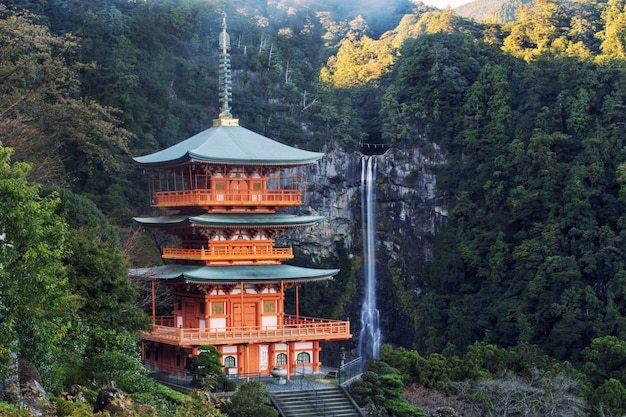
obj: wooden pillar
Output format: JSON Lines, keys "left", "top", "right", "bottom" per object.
{"left": 240, "top": 281, "right": 244, "bottom": 327}
{"left": 280, "top": 281, "right": 284, "bottom": 327}
{"left": 295, "top": 284, "right": 299, "bottom": 322}
{"left": 238, "top": 344, "right": 246, "bottom": 376}
{"left": 151, "top": 280, "right": 156, "bottom": 324}
{"left": 245, "top": 344, "right": 250, "bottom": 382}
{"left": 313, "top": 341, "right": 321, "bottom": 373}
{"left": 269, "top": 344, "right": 276, "bottom": 371}
{"left": 188, "top": 163, "right": 193, "bottom": 190}
{"left": 288, "top": 341, "right": 296, "bottom": 378}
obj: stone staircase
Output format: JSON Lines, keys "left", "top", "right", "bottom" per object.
{"left": 269, "top": 385, "right": 363, "bottom": 417}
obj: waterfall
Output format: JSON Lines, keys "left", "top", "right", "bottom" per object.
{"left": 358, "top": 155, "right": 381, "bottom": 363}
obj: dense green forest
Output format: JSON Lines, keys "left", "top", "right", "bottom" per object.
{"left": 3, "top": 0, "right": 626, "bottom": 415}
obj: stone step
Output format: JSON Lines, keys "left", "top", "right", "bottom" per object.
{"left": 269, "top": 386, "right": 362, "bottom": 417}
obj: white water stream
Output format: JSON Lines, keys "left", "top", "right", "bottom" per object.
{"left": 358, "top": 155, "right": 381, "bottom": 362}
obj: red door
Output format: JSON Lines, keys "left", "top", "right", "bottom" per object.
{"left": 184, "top": 302, "right": 195, "bottom": 328}
{"left": 232, "top": 303, "right": 257, "bottom": 328}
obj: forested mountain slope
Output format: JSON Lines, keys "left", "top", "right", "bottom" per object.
{"left": 3, "top": 0, "right": 626, "bottom": 414}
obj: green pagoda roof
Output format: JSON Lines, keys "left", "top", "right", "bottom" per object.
{"left": 130, "top": 264, "right": 339, "bottom": 284}
{"left": 133, "top": 213, "right": 324, "bottom": 229}
{"left": 133, "top": 125, "right": 324, "bottom": 168}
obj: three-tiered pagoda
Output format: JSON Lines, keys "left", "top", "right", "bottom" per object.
{"left": 132, "top": 15, "right": 351, "bottom": 380}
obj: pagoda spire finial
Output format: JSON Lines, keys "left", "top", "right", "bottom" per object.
{"left": 214, "top": 12, "right": 239, "bottom": 126}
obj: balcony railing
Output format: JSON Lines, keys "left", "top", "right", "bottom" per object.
{"left": 143, "top": 315, "right": 351, "bottom": 346}
{"left": 151, "top": 189, "right": 303, "bottom": 209}
{"left": 162, "top": 244, "right": 293, "bottom": 265}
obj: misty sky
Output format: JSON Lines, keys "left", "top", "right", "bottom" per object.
{"left": 422, "top": 0, "right": 470, "bottom": 8}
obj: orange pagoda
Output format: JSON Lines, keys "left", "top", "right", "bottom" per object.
{"left": 131, "top": 15, "right": 351, "bottom": 381}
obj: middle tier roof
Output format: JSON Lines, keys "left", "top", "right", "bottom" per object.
{"left": 133, "top": 213, "right": 324, "bottom": 229}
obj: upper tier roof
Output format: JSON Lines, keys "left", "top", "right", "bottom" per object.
{"left": 133, "top": 213, "right": 325, "bottom": 229}
{"left": 130, "top": 264, "right": 339, "bottom": 284}
{"left": 133, "top": 124, "right": 324, "bottom": 168}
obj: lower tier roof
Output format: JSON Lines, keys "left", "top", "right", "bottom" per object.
{"left": 130, "top": 264, "right": 339, "bottom": 284}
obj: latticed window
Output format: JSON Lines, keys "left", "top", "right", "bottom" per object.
{"left": 296, "top": 352, "right": 311, "bottom": 364}
{"left": 224, "top": 356, "right": 236, "bottom": 368}
{"left": 264, "top": 300, "right": 275, "bottom": 313}
{"left": 276, "top": 353, "right": 287, "bottom": 365}
{"left": 212, "top": 302, "right": 224, "bottom": 315}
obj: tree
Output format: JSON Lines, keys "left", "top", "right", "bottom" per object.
{"left": 64, "top": 227, "right": 150, "bottom": 332}
{"left": 582, "top": 336, "right": 626, "bottom": 385}
{"left": 597, "top": 0, "right": 626, "bottom": 60}
{"left": 320, "top": 34, "right": 395, "bottom": 88}
{"left": 0, "top": 5, "right": 132, "bottom": 190}
{"left": 594, "top": 378, "right": 626, "bottom": 415}
{"left": 0, "top": 144, "right": 76, "bottom": 387}
{"left": 502, "top": 0, "right": 570, "bottom": 60}
{"left": 190, "top": 344, "right": 224, "bottom": 389}
{"left": 449, "top": 372, "right": 585, "bottom": 417}
{"left": 82, "top": 327, "right": 153, "bottom": 393}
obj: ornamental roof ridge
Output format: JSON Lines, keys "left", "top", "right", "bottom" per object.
{"left": 215, "top": 12, "right": 237, "bottom": 126}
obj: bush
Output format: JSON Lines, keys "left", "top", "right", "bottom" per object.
{"left": 0, "top": 402, "right": 31, "bottom": 417}
{"left": 220, "top": 381, "right": 278, "bottom": 417}
{"left": 384, "top": 397, "right": 426, "bottom": 417}
{"left": 52, "top": 397, "right": 92, "bottom": 417}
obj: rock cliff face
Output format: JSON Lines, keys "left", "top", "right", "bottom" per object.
{"left": 281, "top": 142, "right": 447, "bottom": 349}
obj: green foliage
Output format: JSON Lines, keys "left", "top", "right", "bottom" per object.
{"left": 380, "top": 342, "right": 562, "bottom": 391}
{"left": 64, "top": 228, "right": 150, "bottom": 332}
{"left": 398, "top": 28, "right": 626, "bottom": 366}
{"left": 5, "top": 0, "right": 626, "bottom": 413}
{"left": 383, "top": 398, "right": 426, "bottom": 417}
{"left": 594, "top": 378, "right": 626, "bottom": 415}
{"left": 321, "top": 33, "right": 396, "bottom": 88}
{"left": 350, "top": 360, "right": 425, "bottom": 417}
{"left": 190, "top": 344, "right": 224, "bottom": 390}
{"left": 582, "top": 336, "right": 626, "bottom": 386}
{"left": 0, "top": 144, "right": 76, "bottom": 387}
{"left": 53, "top": 395, "right": 94, "bottom": 417}
{"left": 172, "top": 389, "right": 221, "bottom": 417}
{"left": 219, "top": 381, "right": 278, "bottom": 417}
{"left": 78, "top": 327, "right": 152, "bottom": 393}
{"left": 288, "top": 240, "right": 356, "bottom": 320}
{"left": 0, "top": 5, "right": 133, "bottom": 191}
{"left": 48, "top": 187, "right": 120, "bottom": 246}
{"left": 85, "top": 349, "right": 151, "bottom": 393}
{"left": 0, "top": 402, "right": 31, "bottom": 417}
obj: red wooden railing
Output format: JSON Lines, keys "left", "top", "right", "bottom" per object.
{"left": 143, "top": 315, "right": 351, "bottom": 346}
{"left": 151, "top": 189, "right": 303, "bottom": 208}
{"left": 162, "top": 244, "right": 293, "bottom": 264}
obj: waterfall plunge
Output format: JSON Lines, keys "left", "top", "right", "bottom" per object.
{"left": 358, "top": 155, "right": 381, "bottom": 362}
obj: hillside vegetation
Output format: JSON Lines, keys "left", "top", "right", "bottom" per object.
{"left": 2, "top": 0, "right": 626, "bottom": 415}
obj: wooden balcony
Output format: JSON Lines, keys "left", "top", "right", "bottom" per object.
{"left": 162, "top": 243, "right": 293, "bottom": 265}
{"left": 142, "top": 315, "right": 351, "bottom": 346}
{"left": 151, "top": 189, "right": 303, "bottom": 210}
